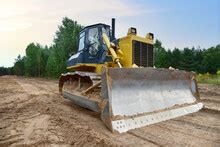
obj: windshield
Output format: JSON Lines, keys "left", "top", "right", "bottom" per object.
{"left": 88, "top": 27, "right": 100, "bottom": 56}
{"left": 78, "top": 32, "right": 85, "bottom": 51}
{"left": 88, "top": 27, "right": 99, "bottom": 41}
{"left": 102, "top": 26, "right": 110, "bottom": 38}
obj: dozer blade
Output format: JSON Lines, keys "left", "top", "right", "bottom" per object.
{"left": 100, "top": 67, "right": 203, "bottom": 133}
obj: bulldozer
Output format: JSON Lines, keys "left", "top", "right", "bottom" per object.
{"left": 59, "top": 19, "right": 203, "bottom": 133}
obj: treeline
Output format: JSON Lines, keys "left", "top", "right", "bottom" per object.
{"left": 0, "top": 67, "right": 14, "bottom": 76}
{"left": 13, "top": 17, "right": 82, "bottom": 78}
{"left": 0, "top": 17, "right": 219, "bottom": 77}
{"left": 154, "top": 40, "right": 220, "bottom": 74}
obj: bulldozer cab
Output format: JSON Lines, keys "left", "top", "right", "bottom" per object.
{"left": 67, "top": 24, "right": 112, "bottom": 67}
{"left": 78, "top": 24, "right": 111, "bottom": 53}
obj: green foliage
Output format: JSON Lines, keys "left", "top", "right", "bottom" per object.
{"left": 12, "top": 17, "right": 82, "bottom": 78}
{"left": 202, "top": 45, "right": 220, "bottom": 74}
{"left": 154, "top": 39, "right": 220, "bottom": 74}
{"left": 180, "top": 47, "right": 198, "bottom": 71}
{"left": 154, "top": 40, "right": 169, "bottom": 68}
{"left": 197, "top": 73, "right": 220, "bottom": 85}
{"left": 193, "top": 48, "right": 205, "bottom": 73}
{"left": 14, "top": 55, "right": 25, "bottom": 76}
{"left": 171, "top": 48, "right": 182, "bottom": 69}
{"left": 46, "top": 17, "right": 83, "bottom": 78}
{"left": 40, "top": 46, "right": 50, "bottom": 76}
{"left": 54, "top": 17, "right": 82, "bottom": 56}
{"left": 0, "top": 67, "right": 14, "bottom": 76}
{"left": 24, "top": 43, "right": 49, "bottom": 77}
{"left": 46, "top": 48, "right": 57, "bottom": 78}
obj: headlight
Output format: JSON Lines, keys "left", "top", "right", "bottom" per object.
{"left": 127, "top": 27, "right": 137, "bottom": 35}
{"left": 146, "top": 33, "right": 154, "bottom": 40}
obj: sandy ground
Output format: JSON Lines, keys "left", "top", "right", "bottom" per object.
{"left": 0, "top": 76, "right": 219, "bottom": 146}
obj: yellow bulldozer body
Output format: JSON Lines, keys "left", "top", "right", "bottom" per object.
{"left": 59, "top": 23, "right": 203, "bottom": 133}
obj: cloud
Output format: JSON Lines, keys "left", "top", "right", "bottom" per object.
{"left": 0, "top": 0, "right": 152, "bottom": 32}
{"left": 1, "top": 0, "right": 204, "bottom": 67}
{"left": 36, "top": 0, "right": 145, "bottom": 17}
{"left": 0, "top": 22, "right": 32, "bottom": 32}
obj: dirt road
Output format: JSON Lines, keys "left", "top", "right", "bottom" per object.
{"left": 0, "top": 76, "right": 219, "bottom": 146}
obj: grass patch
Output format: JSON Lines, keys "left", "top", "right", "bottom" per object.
{"left": 197, "top": 73, "right": 220, "bottom": 85}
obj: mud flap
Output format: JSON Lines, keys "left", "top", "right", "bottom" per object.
{"left": 100, "top": 67, "right": 203, "bottom": 133}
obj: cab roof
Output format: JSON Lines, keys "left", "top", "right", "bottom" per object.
{"left": 80, "top": 23, "right": 110, "bottom": 33}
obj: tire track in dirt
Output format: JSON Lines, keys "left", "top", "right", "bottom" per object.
{"left": 128, "top": 131, "right": 162, "bottom": 146}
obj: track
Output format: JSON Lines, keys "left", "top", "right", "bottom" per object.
{"left": 0, "top": 76, "right": 219, "bottom": 146}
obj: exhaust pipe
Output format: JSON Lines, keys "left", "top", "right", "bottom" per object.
{"left": 111, "top": 18, "right": 115, "bottom": 41}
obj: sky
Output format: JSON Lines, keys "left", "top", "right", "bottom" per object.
{"left": 0, "top": 0, "right": 219, "bottom": 67}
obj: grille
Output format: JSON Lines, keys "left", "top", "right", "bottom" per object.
{"left": 132, "top": 41, "right": 154, "bottom": 67}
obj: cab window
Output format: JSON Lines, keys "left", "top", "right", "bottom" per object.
{"left": 88, "top": 27, "right": 99, "bottom": 42}
{"left": 102, "top": 26, "right": 110, "bottom": 38}
{"left": 78, "top": 32, "right": 85, "bottom": 51}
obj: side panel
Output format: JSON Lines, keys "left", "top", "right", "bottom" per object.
{"left": 118, "top": 36, "right": 132, "bottom": 67}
